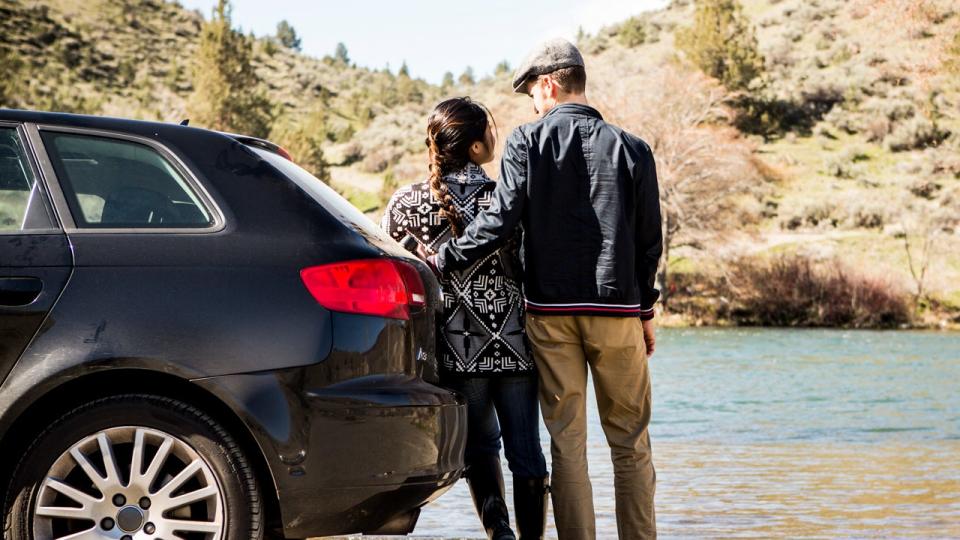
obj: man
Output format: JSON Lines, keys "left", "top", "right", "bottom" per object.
{"left": 429, "top": 38, "right": 662, "bottom": 539}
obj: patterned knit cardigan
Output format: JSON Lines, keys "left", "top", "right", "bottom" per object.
{"left": 381, "top": 163, "right": 534, "bottom": 377}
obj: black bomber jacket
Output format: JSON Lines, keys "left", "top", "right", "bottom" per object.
{"left": 435, "top": 103, "right": 663, "bottom": 319}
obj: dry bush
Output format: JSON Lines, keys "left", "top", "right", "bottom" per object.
{"left": 658, "top": 269, "right": 734, "bottom": 325}
{"left": 798, "top": 202, "right": 845, "bottom": 229}
{"left": 592, "top": 65, "right": 763, "bottom": 302}
{"left": 823, "top": 146, "right": 869, "bottom": 178}
{"left": 937, "top": 185, "right": 960, "bottom": 232}
{"left": 908, "top": 178, "right": 942, "bottom": 199}
{"left": 361, "top": 146, "right": 405, "bottom": 174}
{"left": 350, "top": 105, "right": 426, "bottom": 173}
{"left": 885, "top": 115, "right": 951, "bottom": 151}
{"left": 925, "top": 139, "right": 960, "bottom": 177}
{"left": 727, "top": 254, "right": 911, "bottom": 328}
{"left": 847, "top": 202, "right": 889, "bottom": 229}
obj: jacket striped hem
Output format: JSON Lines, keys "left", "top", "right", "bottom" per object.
{"left": 525, "top": 300, "right": 656, "bottom": 320}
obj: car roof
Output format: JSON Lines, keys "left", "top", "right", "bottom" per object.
{"left": 1, "top": 108, "right": 191, "bottom": 133}
{"left": 0, "top": 109, "right": 292, "bottom": 160}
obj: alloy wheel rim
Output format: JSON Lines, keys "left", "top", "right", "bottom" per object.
{"left": 33, "top": 426, "right": 225, "bottom": 540}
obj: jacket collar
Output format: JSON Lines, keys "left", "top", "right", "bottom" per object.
{"left": 443, "top": 162, "right": 491, "bottom": 185}
{"left": 543, "top": 102, "right": 603, "bottom": 120}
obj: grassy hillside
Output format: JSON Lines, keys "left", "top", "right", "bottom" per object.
{"left": 2, "top": 0, "right": 958, "bottom": 326}
{"left": 362, "top": 0, "right": 960, "bottom": 326}
{"left": 0, "top": 0, "right": 442, "bottom": 177}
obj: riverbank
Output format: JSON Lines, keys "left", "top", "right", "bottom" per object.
{"left": 659, "top": 252, "right": 960, "bottom": 330}
{"left": 656, "top": 310, "right": 960, "bottom": 331}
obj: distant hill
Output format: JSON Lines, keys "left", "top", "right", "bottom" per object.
{"left": 2, "top": 0, "right": 958, "bottom": 325}
{"left": 0, "top": 0, "right": 441, "bottom": 151}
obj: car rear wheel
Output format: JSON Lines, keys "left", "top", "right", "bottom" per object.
{"left": 4, "top": 395, "right": 262, "bottom": 540}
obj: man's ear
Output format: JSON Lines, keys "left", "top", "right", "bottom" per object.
{"left": 544, "top": 76, "right": 559, "bottom": 98}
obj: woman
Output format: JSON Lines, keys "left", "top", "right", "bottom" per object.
{"left": 381, "top": 97, "right": 548, "bottom": 540}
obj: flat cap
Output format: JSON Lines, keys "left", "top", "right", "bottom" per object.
{"left": 511, "top": 38, "right": 585, "bottom": 94}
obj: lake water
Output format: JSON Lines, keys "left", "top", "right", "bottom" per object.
{"left": 414, "top": 328, "right": 960, "bottom": 538}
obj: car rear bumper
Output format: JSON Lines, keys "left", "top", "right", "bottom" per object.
{"left": 193, "top": 370, "right": 466, "bottom": 537}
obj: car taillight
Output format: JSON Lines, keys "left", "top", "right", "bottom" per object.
{"left": 300, "top": 259, "right": 426, "bottom": 320}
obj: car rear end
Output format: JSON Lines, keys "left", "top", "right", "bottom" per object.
{"left": 193, "top": 139, "right": 466, "bottom": 537}
{"left": 0, "top": 112, "right": 464, "bottom": 539}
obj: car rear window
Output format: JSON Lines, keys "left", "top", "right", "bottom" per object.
{"left": 251, "top": 147, "right": 391, "bottom": 242}
{"left": 42, "top": 132, "right": 214, "bottom": 229}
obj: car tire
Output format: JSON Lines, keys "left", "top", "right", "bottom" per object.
{"left": 3, "top": 394, "right": 262, "bottom": 540}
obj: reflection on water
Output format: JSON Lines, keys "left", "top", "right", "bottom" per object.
{"left": 416, "top": 329, "right": 960, "bottom": 538}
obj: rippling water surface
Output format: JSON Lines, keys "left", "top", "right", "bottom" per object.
{"left": 415, "top": 328, "right": 960, "bottom": 538}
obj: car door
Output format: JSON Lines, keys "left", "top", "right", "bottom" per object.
{"left": 14, "top": 124, "right": 331, "bottom": 382}
{"left": 0, "top": 122, "right": 72, "bottom": 384}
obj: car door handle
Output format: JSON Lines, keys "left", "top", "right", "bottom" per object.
{"left": 0, "top": 277, "right": 44, "bottom": 306}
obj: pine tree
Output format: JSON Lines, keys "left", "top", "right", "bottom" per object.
{"left": 458, "top": 66, "right": 476, "bottom": 86}
{"left": 269, "top": 104, "right": 331, "bottom": 184}
{"left": 395, "top": 61, "right": 422, "bottom": 103}
{"left": 188, "top": 0, "right": 273, "bottom": 137}
{"left": 441, "top": 71, "right": 455, "bottom": 89}
{"left": 494, "top": 60, "right": 511, "bottom": 76}
{"left": 675, "top": 0, "right": 764, "bottom": 91}
{"left": 275, "top": 20, "right": 301, "bottom": 51}
{"left": 618, "top": 17, "right": 646, "bottom": 48}
{"left": 334, "top": 42, "right": 350, "bottom": 65}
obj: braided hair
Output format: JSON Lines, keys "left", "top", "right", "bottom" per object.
{"left": 425, "top": 97, "right": 492, "bottom": 237}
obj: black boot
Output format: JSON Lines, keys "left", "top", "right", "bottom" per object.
{"left": 465, "top": 454, "right": 516, "bottom": 540}
{"left": 513, "top": 476, "right": 549, "bottom": 540}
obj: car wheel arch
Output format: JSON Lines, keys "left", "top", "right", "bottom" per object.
{"left": 0, "top": 368, "right": 284, "bottom": 535}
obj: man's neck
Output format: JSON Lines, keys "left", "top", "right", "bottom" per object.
{"left": 555, "top": 93, "right": 589, "bottom": 107}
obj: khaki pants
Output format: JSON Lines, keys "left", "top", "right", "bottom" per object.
{"left": 525, "top": 314, "right": 656, "bottom": 540}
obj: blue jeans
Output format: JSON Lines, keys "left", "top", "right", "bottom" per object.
{"left": 445, "top": 375, "right": 548, "bottom": 479}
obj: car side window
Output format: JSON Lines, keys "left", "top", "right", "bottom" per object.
{"left": 41, "top": 131, "right": 213, "bottom": 229}
{"left": 0, "top": 127, "right": 57, "bottom": 232}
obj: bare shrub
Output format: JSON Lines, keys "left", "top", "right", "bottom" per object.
{"left": 824, "top": 107, "right": 860, "bottom": 135}
{"left": 340, "top": 141, "right": 364, "bottom": 165}
{"left": 823, "top": 146, "right": 869, "bottom": 178}
{"left": 658, "top": 269, "right": 734, "bottom": 325}
{"left": 864, "top": 117, "right": 892, "bottom": 143}
{"left": 351, "top": 105, "right": 425, "bottom": 172}
{"left": 727, "top": 254, "right": 911, "bottom": 328}
{"left": 592, "top": 65, "right": 763, "bottom": 307}
{"left": 360, "top": 146, "right": 404, "bottom": 174}
{"left": 937, "top": 186, "right": 960, "bottom": 232}
{"left": 926, "top": 137, "right": 960, "bottom": 177}
{"left": 848, "top": 203, "right": 889, "bottom": 229}
{"left": 908, "top": 179, "right": 942, "bottom": 199}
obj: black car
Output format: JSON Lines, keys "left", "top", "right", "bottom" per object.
{"left": 0, "top": 109, "right": 466, "bottom": 540}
